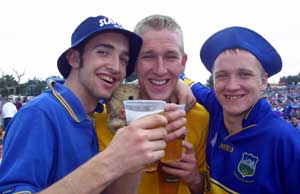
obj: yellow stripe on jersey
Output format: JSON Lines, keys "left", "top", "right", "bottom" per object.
{"left": 49, "top": 80, "right": 80, "bottom": 123}
{"left": 209, "top": 178, "right": 239, "bottom": 194}
{"left": 183, "top": 76, "right": 196, "bottom": 87}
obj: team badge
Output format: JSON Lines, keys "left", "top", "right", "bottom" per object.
{"left": 237, "top": 152, "right": 259, "bottom": 178}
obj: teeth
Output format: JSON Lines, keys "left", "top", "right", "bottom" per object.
{"left": 225, "top": 95, "right": 242, "bottom": 99}
{"left": 101, "top": 75, "right": 113, "bottom": 83}
{"left": 150, "top": 79, "right": 167, "bottom": 85}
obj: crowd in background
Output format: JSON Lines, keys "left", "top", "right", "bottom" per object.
{"left": 265, "top": 84, "right": 300, "bottom": 130}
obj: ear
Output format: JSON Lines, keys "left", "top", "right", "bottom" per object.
{"left": 261, "top": 72, "right": 268, "bottom": 90}
{"left": 66, "top": 49, "right": 81, "bottom": 69}
{"left": 180, "top": 53, "right": 188, "bottom": 73}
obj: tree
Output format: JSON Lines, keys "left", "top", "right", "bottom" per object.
{"left": 12, "top": 68, "right": 26, "bottom": 83}
{"left": 206, "top": 75, "right": 214, "bottom": 88}
{"left": 279, "top": 73, "right": 300, "bottom": 85}
{"left": 0, "top": 74, "right": 18, "bottom": 96}
{"left": 20, "top": 78, "right": 47, "bottom": 96}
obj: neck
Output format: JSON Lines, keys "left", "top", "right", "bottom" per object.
{"left": 139, "top": 92, "right": 170, "bottom": 102}
{"left": 64, "top": 79, "right": 98, "bottom": 115}
{"left": 223, "top": 114, "right": 244, "bottom": 135}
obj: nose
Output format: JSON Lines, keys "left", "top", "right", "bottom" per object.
{"left": 109, "top": 54, "right": 122, "bottom": 73}
{"left": 225, "top": 76, "right": 241, "bottom": 91}
{"left": 154, "top": 56, "right": 167, "bottom": 75}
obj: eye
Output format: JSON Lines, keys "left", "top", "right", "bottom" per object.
{"left": 97, "top": 50, "right": 109, "bottom": 56}
{"left": 215, "top": 73, "right": 227, "bottom": 80}
{"left": 166, "top": 54, "right": 179, "bottom": 60}
{"left": 240, "top": 72, "right": 253, "bottom": 78}
{"left": 142, "top": 54, "right": 154, "bottom": 59}
{"left": 120, "top": 56, "right": 129, "bottom": 66}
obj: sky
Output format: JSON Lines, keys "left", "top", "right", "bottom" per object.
{"left": 0, "top": 0, "right": 299, "bottom": 84}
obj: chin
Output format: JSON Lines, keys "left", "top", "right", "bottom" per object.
{"left": 149, "top": 92, "right": 170, "bottom": 100}
{"left": 97, "top": 92, "right": 113, "bottom": 100}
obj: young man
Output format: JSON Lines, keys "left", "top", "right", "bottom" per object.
{"left": 96, "top": 15, "right": 209, "bottom": 194}
{"left": 181, "top": 26, "right": 300, "bottom": 193}
{"left": 0, "top": 15, "right": 185, "bottom": 194}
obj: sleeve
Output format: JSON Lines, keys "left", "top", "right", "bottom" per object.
{"left": 180, "top": 73, "right": 218, "bottom": 114}
{"left": 0, "top": 106, "right": 56, "bottom": 193}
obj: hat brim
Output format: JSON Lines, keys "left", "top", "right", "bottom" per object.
{"left": 57, "top": 28, "right": 142, "bottom": 78}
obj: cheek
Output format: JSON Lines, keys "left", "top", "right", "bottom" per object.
{"left": 120, "top": 66, "right": 127, "bottom": 78}
{"left": 213, "top": 81, "right": 223, "bottom": 92}
{"left": 136, "top": 63, "right": 152, "bottom": 75}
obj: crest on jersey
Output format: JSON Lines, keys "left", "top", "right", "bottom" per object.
{"left": 237, "top": 152, "right": 259, "bottom": 178}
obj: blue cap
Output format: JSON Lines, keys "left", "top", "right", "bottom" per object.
{"left": 57, "top": 15, "right": 143, "bottom": 78}
{"left": 200, "top": 26, "right": 282, "bottom": 77}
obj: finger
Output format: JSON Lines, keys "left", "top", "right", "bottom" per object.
{"left": 142, "top": 128, "right": 167, "bottom": 141}
{"left": 148, "top": 150, "right": 165, "bottom": 164}
{"left": 164, "top": 106, "right": 186, "bottom": 122}
{"left": 185, "top": 96, "right": 196, "bottom": 111}
{"left": 161, "top": 163, "right": 186, "bottom": 176}
{"left": 148, "top": 139, "right": 166, "bottom": 151}
{"left": 131, "top": 114, "right": 167, "bottom": 129}
{"left": 164, "top": 103, "right": 178, "bottom": 112}
{"left": 165, "top": 127, "right": 187, "bottom": 142}
{"left": 165, "top": 117, "right": 186, "bottom": 133}
{"left": 182, "top": 140, "right": 194, "bottom": 154}
{"left": 144, "top": 142, "right": 166, "bottom": 164}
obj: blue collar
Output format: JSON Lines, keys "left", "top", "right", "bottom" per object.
{"left": 242, "top": 97, "right": 272, "bottom": 128}
{"left": 47, "top": 80, "right": 89, "bottom": 122}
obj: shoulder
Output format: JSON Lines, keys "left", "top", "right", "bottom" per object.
{"left": 186, "top": 103, "right": 210, "bottom": 123}
{"left": 265, "top": 115, "right": 300, "bottom": 143}
{"left": 186, "top": 103, "right": 210, "bottom": 132}
{"left": 94, "top": 106, "right": 108, "bottom": 123}
{"left": 187, "top": 103, "right": 209, "bottom": 117}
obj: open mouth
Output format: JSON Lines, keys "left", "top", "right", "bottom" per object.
{"left": 149, "top": 79, "right": 168, "bottom": 86}
{"left": 99, "top": 75, "right": 114, "bottom": 84}
{"left": 224, "top": 95, "right": 244, "bottom": 100}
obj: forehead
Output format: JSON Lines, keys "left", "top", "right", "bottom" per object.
{"left": 213, "top": 49, "right": 263, "bottom": 72}
{"left": 141, "top": 29, "right": 181, "bottom": 50}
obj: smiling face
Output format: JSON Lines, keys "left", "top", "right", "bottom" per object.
{"left": 67, "top": 32, "right": 129, "bottom": 106}
{"left": 212, "top": 49, "right": 268, "bottom": 119}
{"left": 135, "top": 29, "right": 187, "bottom": 101}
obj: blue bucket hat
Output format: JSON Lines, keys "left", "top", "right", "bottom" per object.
{"left": 200, "top": 26, "right": 282, "bottom": 77}
{"left": 57, "top": 15, "right": 143, "bottom": 78}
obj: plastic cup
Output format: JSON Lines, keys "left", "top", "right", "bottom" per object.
{"left": 123, "top": 100, "right": 166, "bottom": 172}
{"left": 160, "top": 104, "right": 185, "bottom": 163}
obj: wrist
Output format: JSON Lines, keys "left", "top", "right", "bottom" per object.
{"left": 187, "top": 171, "right": 204, "bottom": 194}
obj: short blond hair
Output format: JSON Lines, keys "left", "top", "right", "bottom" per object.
{"left": 134, "top": 14, "right": 185, "bottom": 54}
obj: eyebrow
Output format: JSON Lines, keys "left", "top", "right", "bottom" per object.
{"left": 94, "top": 43, "right": 129, "bottom": 56}
{"left": 94, "top": 43, "right": 114, "bottom": 50}
{"left": 141, "top": 49, "right": 179, "bottom": 55}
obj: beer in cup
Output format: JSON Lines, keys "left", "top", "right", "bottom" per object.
{"left": 160, "top": 104, "right": 185, "bottom": 163}
{"left": 123, "top": 100, "right": 166, "bottom": 172}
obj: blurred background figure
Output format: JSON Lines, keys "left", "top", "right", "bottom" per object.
{"left": 15, "top": 97, "right": 23, "bottom": 110}
{"left": 1, "top": 95, "right": 17, "bottom": 130}
{"left": 290, "top": 116, "right": 300, "bottom": 132}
